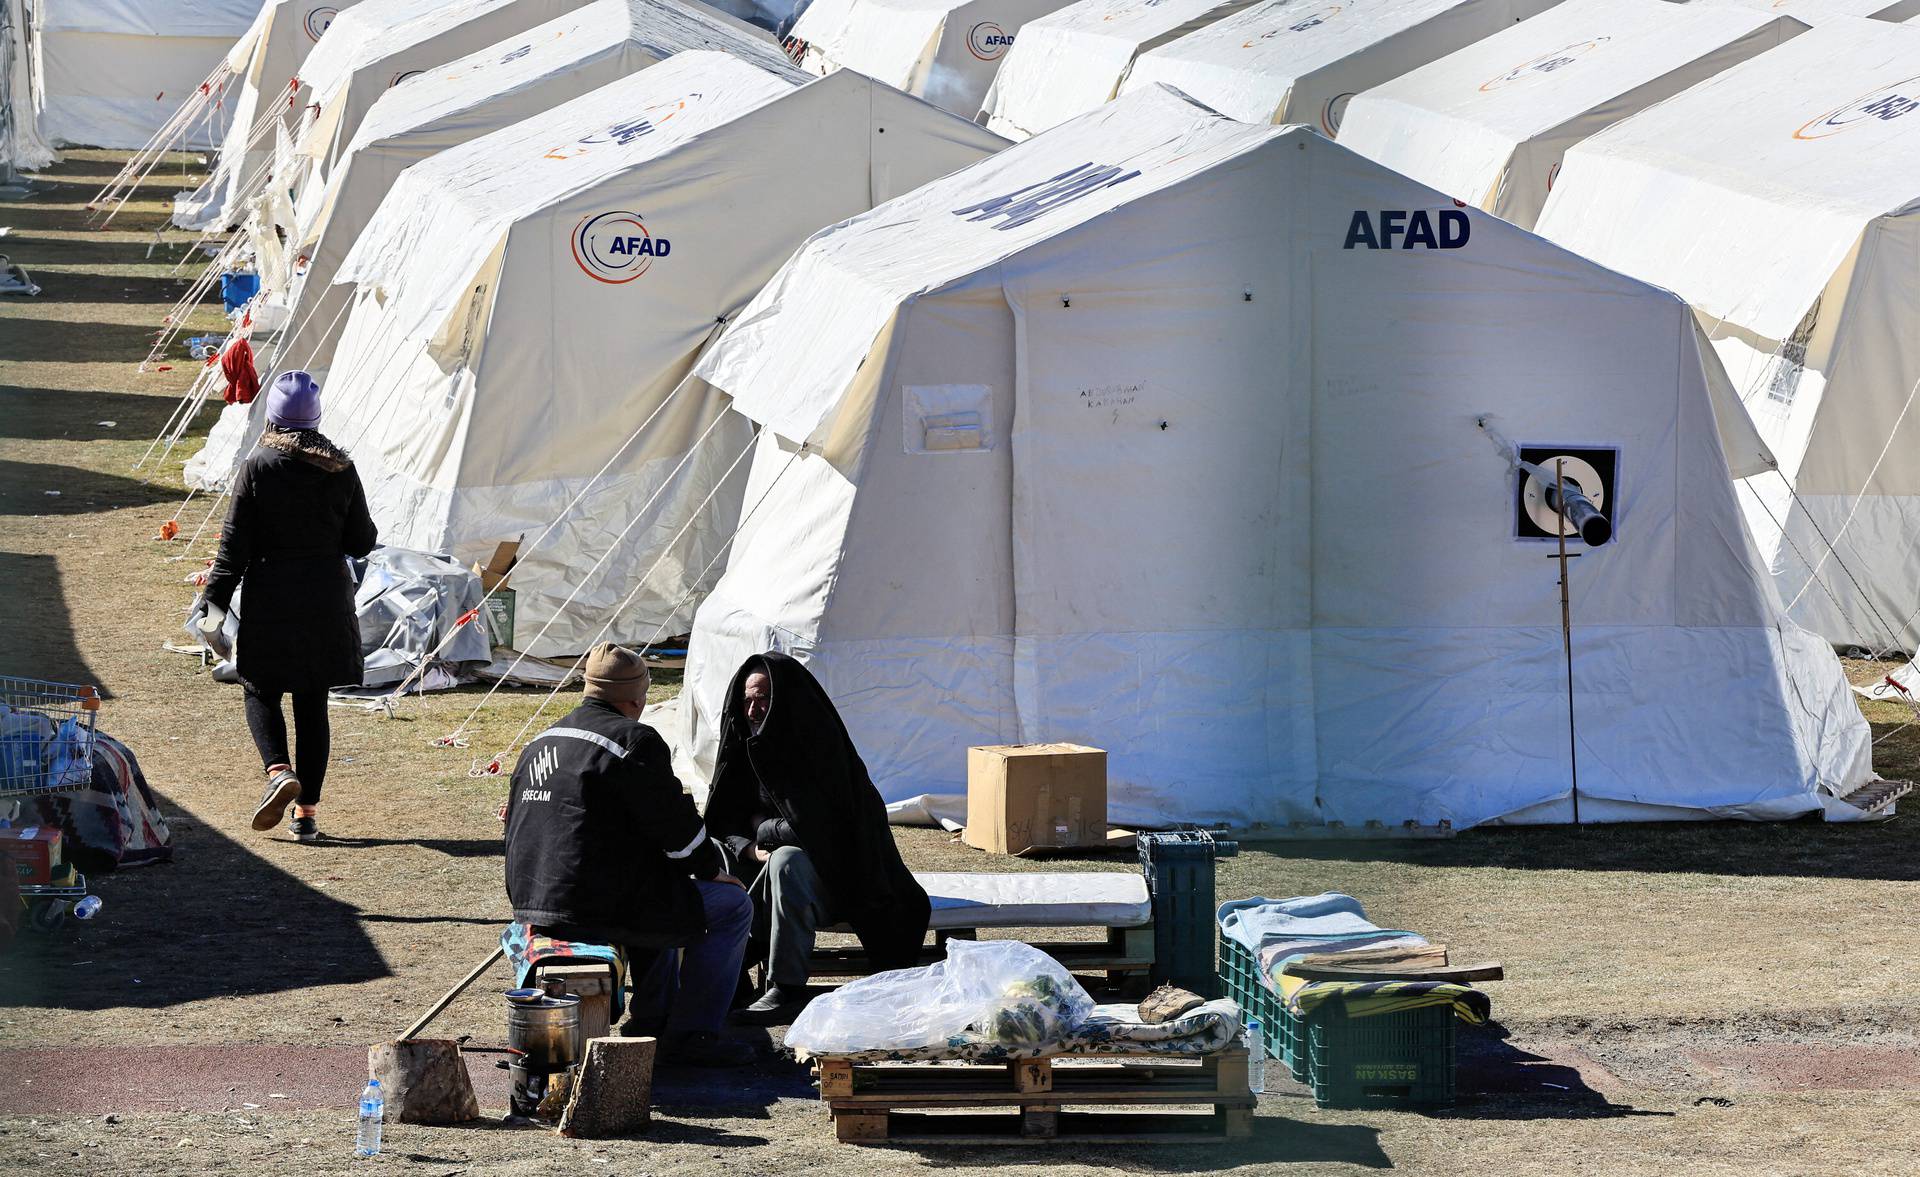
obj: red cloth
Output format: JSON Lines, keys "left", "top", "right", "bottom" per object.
{"left": 221, "top": 337, "right": 260, "bottom": 405}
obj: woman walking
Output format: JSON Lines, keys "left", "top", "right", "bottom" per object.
{"left": 202, "top": 371, "right": 377, "bottom": 842}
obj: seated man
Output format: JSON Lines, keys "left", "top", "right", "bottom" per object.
{"left": 705, "top": 652, "right": 930, "bottom": 1023}
{"left": 504, "top": 642, "right": 752, "bottom": 1067}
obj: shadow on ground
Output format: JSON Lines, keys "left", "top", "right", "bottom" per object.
{"left": 0, "top": 318, "right": 175, "bottom": 363}
{"left": 0, "top": 385, "right": 199, "bottom": 440}
{"left": 0, "top": 788, "right": 391, "bottom": 1013}
{"left": 0, "top": 551, "right": 99, "bottom": 689}
{"left": 1248, "top": 814, "right": 1920, "bottom": 883}
{"left": 0, "top": 458, "right": 176, "bottom": 513}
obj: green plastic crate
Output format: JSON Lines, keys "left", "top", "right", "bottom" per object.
{"left": 1139, "top": 831, "right": 1237, "bottom": 996}
{"left": 1217, "top": 931, "right": 1308, "bottom": 1083}
{"left": 1306, "top": 999, "right": 1457, "bottom": 1109}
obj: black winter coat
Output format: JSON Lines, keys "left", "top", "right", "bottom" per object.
{"left": 203, "top": 428, "right": 377, "bottom": 693}
{"left": 705, "top": 653, "right": 930, "bottom": 970}
{"left": 504, "top": 698, "right": 724, "bottom": 947}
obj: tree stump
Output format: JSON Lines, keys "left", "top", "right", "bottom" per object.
{"left": 367, "top": 1039, "right": 480, "bottom": 1125}
{"left": 558, "top": 1037, "right": 656, "bottom": 1139}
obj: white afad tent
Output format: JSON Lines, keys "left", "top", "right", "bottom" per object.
{"left": 980, "top": 0, "right": 1258, "bottom": 139}
{"left": 292, "top": 0, "right": 595, "bottom": 198}
{"left": 1536, "top": 18, "right": 1920, "bottom": 654}
{"left": 1117, "top": 0, "right": 1554, "bottom": 136}
{"left": 172, "top": 0, "right": 366, "bottom": 231}
{"left": 3, "top": 0, "right": 55, "bottom": 171}
{"left": 789, "top": 0, "right": 1075, "bottom": 118}
{"left": 34, "top": 0, "right": 266, "bottom": 149}
{"left": 280, "top": 0, "right": 790, "bottom": 382}
{"left": 184, "top": 0, "right": 792, "bottom": 490}
{"left": 683, "top": 84, "right": 1880, "bottom": 830}
{"left": 1337, "top": 0, "right": 1802, "bottom": 229}
{"left": 310, "top": 53, "right": 1004, "bottom": 655}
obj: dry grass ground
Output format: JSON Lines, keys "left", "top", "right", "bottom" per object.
{"left": 3, "top": 152, "right": 1919, "bottom": 1174}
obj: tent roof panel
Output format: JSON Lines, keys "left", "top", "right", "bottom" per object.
{"left": 347, "top": 0, "right": 791, "bottom": 152}
{"left": 698, "top": 85, "right": 1283, "bottom": 443}
{"left": 1713, "top": 0, "right": 1920, "bottom": 22}
{"left": 1344, "top": 0, "right": 1792, "bottom": 140}
{"left": 1535, "top": 18, "right": 1920, "bottom": 338}
{"left": 40, "top": 0, "right": 264, "bottom": 37}
{"left": 339, "top": 50, "right": 797, "bottom": 308}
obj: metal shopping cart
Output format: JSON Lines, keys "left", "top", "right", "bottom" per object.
{"left": 1, "top": 676, "right": 104, "bottom": 931}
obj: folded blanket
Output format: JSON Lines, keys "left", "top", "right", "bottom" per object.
{"left": 1280, "top": 974, "right": 1490, "bottom": 1025}
{"left": 796, "top": 998, "right": 1244, "bottom": 1063}
{"left": 1218, "top": 894, "right": 1427, "bottom": 994}
{"left": 500, "top": 922, "right": 628, "bottom": 1021}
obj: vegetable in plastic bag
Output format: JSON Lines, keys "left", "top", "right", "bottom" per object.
{"left": 786, "top": 939, "right": 1093, "bottom": 1057}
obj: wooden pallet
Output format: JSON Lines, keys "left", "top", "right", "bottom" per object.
{"left": 1837, "top": 777, "right": 1912, "bottom": 817}
{"left": 814, "top": 1049, "right": 1254, "bottom": 1145}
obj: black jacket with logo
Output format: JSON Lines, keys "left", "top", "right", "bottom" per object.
{"left": 504, "top": 698, "right": 722, "bottom": 947}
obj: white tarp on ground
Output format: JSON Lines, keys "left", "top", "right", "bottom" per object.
{"left": 273, "top": 0, "right": 791, "bottom": 383}
{"left": 292, "top": 0, "right": 595, "bottom": 197}
{"left": 34, "top": 0, "right": 266, "bottom": 149}
{"left": 1536, "top": 19, "right": 1920, "bottom": 653}
{"left": 172, "top": 0, "right": 366, "bottom": 230}
{"left": 1337, "top": 0, "right": 1801, "bottom": 230}
{"left": 1118, "top": 0, "right": 1556, "bottom": 136}
{"left": 980, "top": 0, "right": 1261, "bottom": 138}
{"left": 790, "top": 0, "right": 1077, "bottom": 118}
{"left": 311, "top": 54, "right": 1003, "bottom": 655}
{"left": 683, "top": 84, "right": 1875, "bottom": 830}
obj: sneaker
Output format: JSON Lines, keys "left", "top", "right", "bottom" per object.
{"left": 659, "top": 1031, "right": 757, "bottom": 1068}
{"left": 250, "top": 770, "right": 301, "bottom": 832}
{"left": 288, "top": 814, "right": 319, "bottom": 843}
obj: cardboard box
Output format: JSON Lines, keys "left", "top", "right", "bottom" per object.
{"left": 963, "top": 743, "right": 1107, "bottom": 856}
{"left": 0, "top": 825, "right": 63, "bottom": 885}
{"left": 473, "top": 539, "right": 520, "bottom": 593}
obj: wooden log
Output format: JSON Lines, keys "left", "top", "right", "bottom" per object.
{"left": 366, "top": 1039, "right": 480, "bottom": 1125}
{"left": 558, "top": 1037, "right": 657, "bottom": 1139}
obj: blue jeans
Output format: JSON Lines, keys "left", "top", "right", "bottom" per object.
{"left": 629, "top": 879, "right": 751, "bottom": 1039}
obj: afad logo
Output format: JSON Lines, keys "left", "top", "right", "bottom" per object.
{"left": 388, "top": 69, "right": 425, "bottom": 89}
{"left": 304, "top": 6, "right": 338, "bottom": 42}
{"left": 1794, "top": 75, "right": 1920, "bottom": 140}
{"left": 1245, "top": 5, "right": 1342, "bottom": 46}
{"left": 1343, "top": 208, "right": 1471, "bottom": 250}
{"left": 1479, "top": 37, "right": 1610, "bottom": 93}
{"left": 572, "top": 212, "right": 670, "bottom": 284}
{"left": 968, "top": 22, "right": 1014, "bottom": 61}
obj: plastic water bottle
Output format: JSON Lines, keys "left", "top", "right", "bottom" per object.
{"left": 72, "top": 896, "right": 102, "bottom": 921}
{"left": 1245, "top": 1017, "right": 1267, "bottom": 1094}
{"left": 355, "top": 1079, "right": 383, "bottom": 1157}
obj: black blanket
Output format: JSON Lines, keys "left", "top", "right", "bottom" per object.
{"left": 705, "top": 652, "right": 930, "bottom": 970}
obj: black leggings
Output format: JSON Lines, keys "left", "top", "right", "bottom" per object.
{"left": 242, "top": 685, "right": 329, "bottom": 805}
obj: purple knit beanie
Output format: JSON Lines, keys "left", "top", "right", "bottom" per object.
{"left": 265, "top": 370, "right": 322, "bottom": 430}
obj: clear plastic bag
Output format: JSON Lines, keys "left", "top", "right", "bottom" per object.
{"left": 786, "top": 939, "right": 1094, "bottom": 1057}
